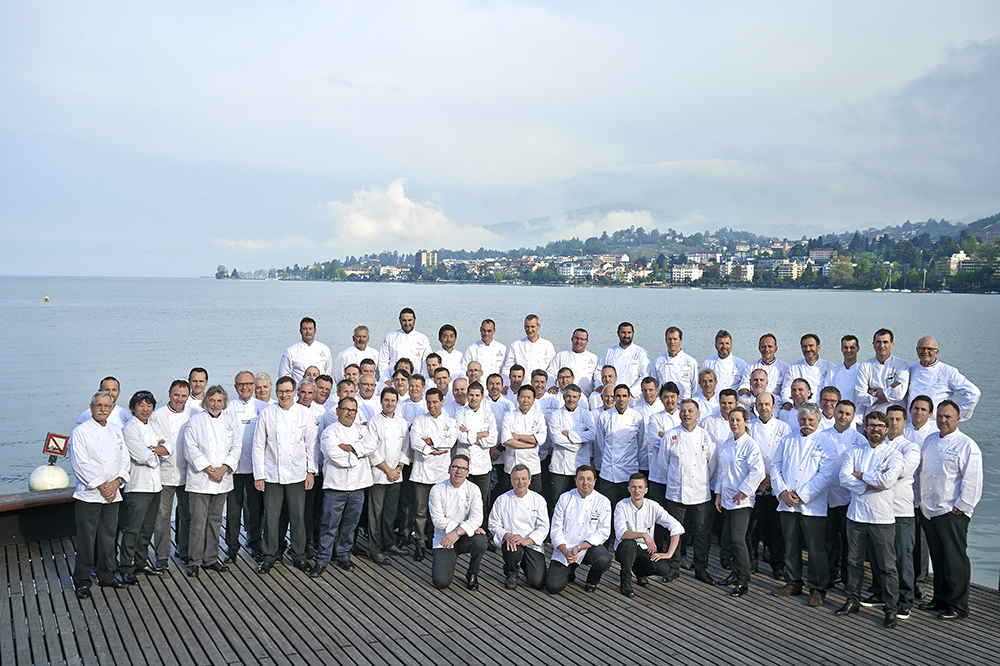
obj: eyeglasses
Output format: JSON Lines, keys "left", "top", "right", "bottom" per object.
{"left": 449, "top": 465, "right": 469, "bottom": 472}
{"left": 866, "top": 423, "right": 888, "bottom": 430}
{"left": 339, "top": 408, "right": 358, "bottom": 414}
{"left": 236, "top": 382, "right": 254, "bottom": 388}
{"left": 276, "top": 390, "right": 295, "bottom": 396}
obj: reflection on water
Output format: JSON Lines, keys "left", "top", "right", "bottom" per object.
{"left": 1, "top": 277, "right": 997, "bottom": 585}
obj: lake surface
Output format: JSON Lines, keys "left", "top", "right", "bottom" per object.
{"left": 1, "top": 277, "right": 997, "bottom": 585}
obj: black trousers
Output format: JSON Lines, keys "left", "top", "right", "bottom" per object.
{"left": 75, "top": 501, "right": 120, "bottom": 587}
{"left": 724, "top": 507, "right": 752, "bottom": 586}
{"left": 616, "top": 539, "right": 670, "bottom": 581}
{"left": 119, "top": 491, "right": 160, "bottom": 573}
{"left": 846, "top": 519, "right": 898, "bottom": 612}
{"left": 780, "top": 512, "right": 829, "bottom": 595}
{"left": 226, "top": 473, "right": 263, "bottom": 554}
{"left": 825, "top": 504, "right": 849, "bottom": 584}
{"left": 431, "top": 533, "right": 488, "bottom": 589}
{"left": 748, "top": 494, "right": 783, "bottom": 573}
{"left": 647, "top": 481, "right": 668, "bottom": 550}
{"left": 922, "top": 511, "right": 972, "bottom": 614}
{"left": 601, "top": 480, "right": 629, "bottom": 548}
{"left": 550, "top": 473, "right": 575, "bottom": 509}
{"left": 500, "top": 544, "right": 547, "bottom": 589}
{"left": 262, "top": 481, "right": 307, "bottom": 565}
{"left": 545, "top": 546, "right": 612, "bottom": 594}
{"left": 665, "top": 500, "right": 713, "bottom": 575}
{"left": 367, "top": 483, "right": 401, "bottom": 556}
{"left": 468, "top": 473, "right": 492, "bottom": 531}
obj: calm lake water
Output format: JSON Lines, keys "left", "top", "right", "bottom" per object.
{"left": 1, "top": 277, "right": 996, "bottom": 585}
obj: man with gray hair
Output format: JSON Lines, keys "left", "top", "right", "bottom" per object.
{"left": 255, "top": 373, "right": 276, "bottom": 404}
{"left": 70, "top": 391, "right": 131, "bottom": 597}
{"left": 334, "top": 325, "right": 373, "bottom": 382}
{"left": 770, "top": 402, "right": 836, "bottom": 607}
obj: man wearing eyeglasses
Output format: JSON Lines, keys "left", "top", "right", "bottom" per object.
{"left": 252, "top": 376, "right": 317, "bottom": 574}
{"left": 428, "top": 454, "right": 488, "bottom": 590}
{"left": 223, "top": 370, "right": 269, "bottom": 562}
{"left": 907, "top": 337, "right": 981, "bottom": 422}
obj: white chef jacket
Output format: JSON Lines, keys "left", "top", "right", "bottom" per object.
{"left": 597, "top": 407, "right": 644, "bottom": 484}
{"left": 652, "top": 350, "right": 699, "bottom": 399}
{"left": 501, "top": 336, "right": 556, "bottom": 378}
{"left": 486, "top": 396, "right": 515, "bottom": 457}
{"left": 454, "top": 405, "right": 498, "bottom": 475}
{"left": 918, "top": 429, "right": 982, "bottom": 518}
{"left": 186, "top": 395, "right": 205, "bottom": 415}
{"left": 613, "top": 497, "right": 685, "bottom": 550}
{"left": 817, "top": 425, "right": 867, "bottom": 508}
{"left": 904, "top": 421, "right": 936, "bottom": 447}
{"left": 429, "top": 479, "right": 483, "bottom": 548}
{"left": 547, "top": 406, "right": 597, "bottom": 475}
{"left": 252, "top": 403, "right": 317, "bottom": 484}
{"left": 827, "top": 362, "right": 861, "bottom": 419}
{"left": 907, "top": 360, "right": 981, "bottom": 422}
{"left": 695, "top": 392, "right": 720, "bottom": 419}
{"left": 748, "top": 416, "right": 792, "bottom": 475}
{"left": 69, "top": 418, "right": 130, "bottom": 504}
{"left": 548, "top": 349, "right": 599, "bottom": 396}
{"left": 770, "top": 430, "right": 836, "bottom": 516}
{"left": 184, "top": 411, "right": 241, "bottom": 495}
{"left": 122, "top": 417, "right": 170, "bottom": 493}
{"left": 645, "top": 410, "right": 680, "bottom": 484}
{"left": 549, "top": 488, "right": 612, "bottom": 565}
{"left": 409, "top": 411, "right": 458, "bottom": 484}
{"left": 320, "top": 420, "right": 376, "bottom": 491}
{"left": 596, "top": 344, "right": 651, "bottom": 398}
{"left": 461, "top": 339, "right": 508, "bottom": 377}
{"left": 333, "top": 344, "right": 373, "bottom": 382}
{"left": 660, "top": 425, "right": 717, "bottom": 505}
{"left": 279, "top": 339, "right": 333, "bottom": 385}
{"left": 854, "top": 355, "right": 910, "bottom": 416}
{"left": 699, "top": 413, "right": 731, "bottom": 446}
{"left": 364, "top": 411, "right": 409, "bottom": 485}
{"left": 149, "top": 403, "right": 191, "bottom": 486}
{"left": 400, "top": 397, "right": 428, "bottom": 425}
{"left": 435, "top": 348, "right": 465, "bottom": 378}
{"left": 225, "top": 396, "right": 268, "bottom": 474}
{"left": 76, "top": 404, "right": 132, "bottom": 430}
{"left": 488, "top": 488, "right": 550, "bottom": 551}
{"left": 841, "top": 442, "right": 903, "bottom": 524}
{"left": 500, "top": 408, "right": 547, "bottom": 474}
{"left": 740, "top": 358, "right": 790, "bottom": 397}
{"left": 780, "top": 357, "right": 837, "bottom": 405}
{"left": 702, "top": 354, "right": 749, "bottom": 392}
{"left": 715, "top": 433, "right": 765, "bottom": 510}
{"left": 633, "top": 400, "right": 664, "bottom": 470}
{"left": 886, "top": 435, "right": 921, "bottom": 518}
{"left": 378, "top": 328, "right": 432, "bottom": 380}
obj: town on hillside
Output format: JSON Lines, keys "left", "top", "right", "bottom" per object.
{"left": 218, "top": 214, "right": 1000, "bottom": 293}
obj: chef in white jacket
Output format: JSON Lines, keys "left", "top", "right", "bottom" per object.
{"left": 408, "top": 388, "right": 458, "bottom": 562}
{"left": 545, "top": 465, "right": 613, "bottom": 595}
{"left": 489, "top": 465, "right": 550, "bottom": 590}
{"left": 222, "top": 370, "right": 268, "bottom": 562}
{"left": 454, "top": 381, "right": 498, "bottom": 528}
{"left": 546, "top": 384, "right": 596, "bottom": 502}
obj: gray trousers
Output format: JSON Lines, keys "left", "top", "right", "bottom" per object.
{"left": 226, "top": 473, "right": 263, "bottom": 554}
{"left": 846, "top": 519, "right": 898, "bottom": 612}
{"left": 119, "top": 491, "right": 161, "bottom": 573}
{"left": 188, "top": 493, "right": 227, "bottom": 567}
{"left": 316, "top": 488, "right": 365, "bottom": 566}
{"left": 155, "top": 484, "right": 190, "bottom": 563}
{"left": 74, "top": 501, "right": 120, "bottom": 587}
{"left": 263, "top": 481, "right": 306, "bottom": 565}
{"left": 431, "top": 533, "right": 488, "bottom": 589}
{"left": 779, "top": 512, "right": 829, "bottom": 595}
{"left": 724, "top": 507, "right": 752, "bottom": 586}
{"left": 368, "top": 483, "right": 401, "bottom": 556}
{"left": 868, "top": 516, "right": 915, "bottom": 609}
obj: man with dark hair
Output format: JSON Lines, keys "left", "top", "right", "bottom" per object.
{"left": 461, "top": 319, "right": 506, "bottom": 377}
{"left": 652, "top": 326, "right": 698, "bottom": 400}
{"left": 781, "top": 334, "right": 836, "bottom": 411}
{"left": 429, "top": 454, "right": 488, "bottom": 590}
{"left": 500, "top": 384, "right": 547, "bottom": 495}
{"left": 855, "top": 329, "right": 909, "bottom": 419}
{"left": 703, "top": 330, "right": 749, "bottom": 392}
{"left": 614, "top": 472, "right": 683, "bottom": 598}
{"left": 501, "top": 314, "right": 555, "bottom": 379}
{"left": 365, "top": 388, "right": 409, "bottom": 563}
{"left": 75, "top": 376, "right": 132, "bottom": 429}
{"left": 378, "top": 308, "right": 432, "bottom": 382}
{"left": 597, "top": 384, "right": 644, "bottom": 531}
{"left": 547, "top": 384, "right": 596, "bottom": 501}
{"left": 827, "top": 335, "right": 861, "bottom": 417}
{"left": 150, "top": 379, "right": 192, "bottom": 569}
{"left": 279, "top": 317, "right": 333, "bottom": 385}
{"left": 187, "top": 367, "right": 209, "bottom": 413}
{"left": 436, "top": 323, "right": 463, "bottom": 378}
{"left": 549, "top": 328, "right": 598, "bottom": 396}
{"left": 455, "top": 381, "right": 497, "bottom": 528}
{"left": 489, "top": 465, "right": 550, "bottom": 590}
{"left": 596, "top": 322, "right": 650, "bottom": 399}
{"left": 546, "top": 465, "right": 613, "bottom": 594}
{"left": 409, "top": 388, "right": 458, "bottom": 561}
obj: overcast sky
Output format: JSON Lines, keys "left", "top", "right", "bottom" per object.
{"left": 2, "top": 1, "right": 998, "bottom": 276}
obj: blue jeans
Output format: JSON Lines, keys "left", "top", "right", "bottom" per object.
{"left": 316, "top": 488, "right": 365, "bottom": 566}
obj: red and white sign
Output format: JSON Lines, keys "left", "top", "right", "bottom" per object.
{"left": 43, "top": 433, "right": 69, "bottom": 457}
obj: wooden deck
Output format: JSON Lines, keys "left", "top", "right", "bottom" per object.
{"left": 3, "top": 535, "right": 999, "bottom": 666}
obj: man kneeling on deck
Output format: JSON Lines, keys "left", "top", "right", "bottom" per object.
{"left": 545, "top": 465, "right": 613, "bottom": 594}
{"left": 614, "top": 473, "right": 684, "bottom": 598}
{"left": 429, "top": 454, "right": 488, "bottom": 590}
{"left": 489, "top": 464, "right": 550, "bottom": 590}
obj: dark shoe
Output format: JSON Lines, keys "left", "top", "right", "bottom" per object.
{"left": 897, "top": 607, "right": 911, "bottom": 619}
{"left": 720, "top": 571, "right": 738, "bottom": 586}
{"left": 99, "top": 578, "right": 130, "bottom": 589}
{"left": 185, "top": 565, "right": 199, "bottom": 577}
{"left": 567, "top": 569, "right": 577, "bottom": 585}
{"left": 770, "top": 567, "right": 784, "bottom": 580}
{"left": 250, "top": 549, "right": 264, "bottom": 561}
{"left": 808, "top": 592, "right": 824, "bottom": 607}
{"left": 387, "top": 544, "right": 409, "bottom": 556}
{"left": 662, "top": 571, "right": 679, "bottom": 583}
{"left": 122, "top": 573, "right": 140, "bottom": 585}
{"left": 884, "top": 611, "right": 897, "bottom": 629}
{"left": 619, "top": 582, "right": 635, "bottom": 598}
{"left": 504, "top": 573, "right": 518, "bottom": 590}
{"left": 679, "top": 557, "right": 692, "bottom": 571}
{"left": 293, "top": 559, "right": 313, "bottom": 573}
{"left": 75, "top": 586, "right": 92, "bottom": 599}
{"left": 257, "top": 562, "right": 272, "bottom": 575}
{"left": 636, "top": 576, "right": 650, "bottom": 587}
{"left": 918, "top": 600, "right": 947, "bottom": 611}
{"left": 584, "top": 583, "right": 598, "bottom": 593}
{"left": 155, "top": 559, "right": 170, "bottom": 570}
{"left": 202, "top": 562, "right": 229, "bottom": 573}
{"left": 694, "top": 570, "right": 716, "bottom": 585}
{"left": 861, "top": 594, "right": 885, "bottom": 608}
{"left": 465, "top": 573, "right": 480, "bottom": 591}
{"left": 413, "top": 543, "right": 425, "bottom": 562}
{"left": 914, "top": 585, "right": 925, "bottom": 600}
{"left": 308, "top": 565, "right": 326, "bottom": 578}
{"left": 136, "top": 564, "right": 163, "bottom": 576}
{"left": 729, "top": 584, "right": 748, "bottom": 598}
{"left": 224, "top": 548, "right": 239, "bottom": 563}
{"left": 836, "top": 601, "right": 860, "bottom": 616}
{"left": 306, "top": 545, "right": 318, "bottom": 559}
{"left": 371, "top": 552, "right": 391, "bottom": 566}
{"left": 487, "top": 541, "right": 498, "bottom": 553}
{"left": 938, "top": 609, "right": 968, "bottom": 620}
{"left": 772, "top": 584, "right": 801, "bottom": 597}
{"left": 337, "top": 559, "right": 356, "bottom": 572}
